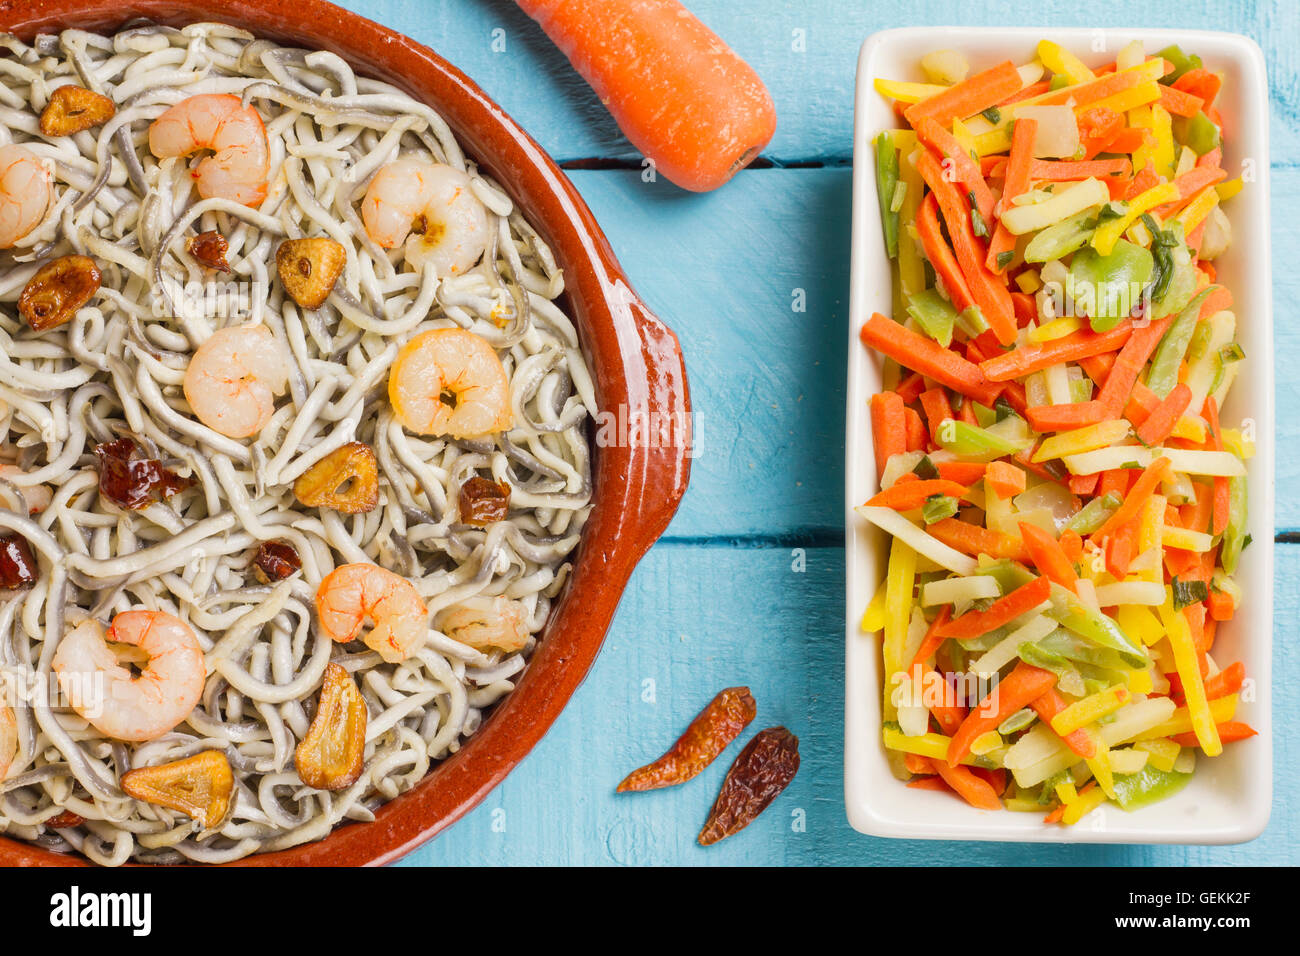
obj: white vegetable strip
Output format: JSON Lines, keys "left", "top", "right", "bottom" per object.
{"left": 1000, "top": 177, "right": 1109, "bottom": 235}
{"left": 856, "top": 506, "right": 978, "bottom": 575}
{"left": 969, "top": 613, "right": 1057, "bottom": 678}
{"left": 922, "top": 574, "right": 1001, "bottom": 606}
{"left": 1107, "top": 748, "right": 1149, "bottom": 775}
{"left": 1045, "top": 361, "right": 1073, "bottom": 406}
{"left": 1075, "top": 577, "right": 1101, "bottom": 611}
{"left": 1061, "top": 446, "right": 1151, "bottom": 474}
{"left": 1094, "top": 580, "right": 1166, "bottom": 607}
{"left": 1160, "top": 448, "right": 1246, "bottom": 477}
{"left": 1100, "top": 696, "right": 1178, "bottom": 747}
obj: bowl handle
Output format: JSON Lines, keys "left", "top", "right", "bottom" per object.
{"left": 612, "top": 287, "right": 692, "bottom": 554}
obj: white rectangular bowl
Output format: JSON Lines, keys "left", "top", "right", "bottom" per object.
{"left": 844, "top": 27, "right": 1273, "bottom": 843}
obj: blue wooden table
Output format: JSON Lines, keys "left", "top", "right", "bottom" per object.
{"left": 326, "top": 0, "right": 1297, "bottom": 865}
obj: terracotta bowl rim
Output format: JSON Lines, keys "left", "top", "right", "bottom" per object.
{"left": 0, "top": 0, "right": 691, "bottom": 867}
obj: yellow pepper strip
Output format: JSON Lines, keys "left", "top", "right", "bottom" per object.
{"left": 1051, "top": 685, "right": 1131, "bottom": 736}
{"left": 1054, "top": 780, "right": 1079, "bottom": 804}
{"left": 1038, "top": 39, "right": 1095, "bottom": 84}
{"left": 1032, "top": 419, "right": 1132, "bottom": 462}
{"left": 1161, "top": 526, "right": 1214, "bottom": 553}
{"left": 1129, "top": 104, "right": 1156, "bottom": 176}
{"left": 1087, "top": 80, "right": 1162, "bottom": 117}
{"left": 1138, "top": 694, "right": 1237, "bottom": 742}
{"left": 1175, "top": 186, "right": 1220, "bottom": 234}
{"left": 882, "top": 727, "right": 981, "bottom": 766}
{"left": 1149, "top": 104, "right": 1175, "bottom": 179}
{"left": 1006, "top": 57, "right": 1167, "bottom": 119}
{"left": 895, "top": 131, "right": 925, "bottom": 301}
{"left": 1134, "top": 737, "right": 1181, "bottom": 772}
{"left": 1126, "top": 217, "right": 1154, "bottom": 249}
{"left": 1016, "top": 270, "right": 1043, "bottom": 293}
{"left": 1061, "top": 784, "right": 1108, "bottom": 825}
{"left": 951, "top": 117, "right": 976, "bottom": 155}
{"left": 882, "top": 536, "right": 917, "bottom": 720}
{"left": 1221, "top": 428, "right": 1254, "bottom": 459}
{"left": 884, "top": 726, "right": 949, "bottom": 760}
{"left": 974, "top": 124, "right": 1013, "bottom": 157}
{"left": 1216, "top": 177, "right": 1244, "bottom": 202}
{"left": 1006, "top": 796, "right": 1046, "bottom": 812}
{"left": 1087, "top": 737, "right": 1117, "bottom": 799}
{"left": 1136, "top": 494, "right": 1165, "bottom": 583}
{"left": 1118, "top": 604, "right": 1164, "bottom": 646}
{"left": 1126, "top": 667, "right": 1154, "bottom": 694}
{"left": 874, "top": 78, "right": 949, "bottom": 103}
{"left": 971, "top": 730, "right": 1003, "bottom": 756}
{"left": 1170, "top": 415, "right": 1207, "bottom": 443}
{"left": 1028, "top": 316, "right": 1083, "bottom": 343}
{"left": 860, "top": 577, "right": 888, "bottom": 633}
{"left": 1092, "top": 181, "right": 1180, "bottom": 255}
{"left": 1157, "top": 590, "right": 1223, "bottom": 756}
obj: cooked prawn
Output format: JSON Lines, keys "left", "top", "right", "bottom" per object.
{"left": 0, "top": 144, "right": 52, "bottom": 249}
{"left": 0, "top": 705, "right": 16, "bottom": 779}
{"left": 315, "top": 563, "right": 429, "bottom": 664}
{"left": 52, "top": 611, "right": 205, "bottom": 743}
{"left": 360, "top": 160, "right": 491, "bottom": 276}
{"left": 0, "top": 465, "right": 51, "bottom": 513}
{"left": 388, "top": 328, "right": 512, "bottom": 438}
{"left": 436, "top": 596, "right": 531, "bottom": 653}
{"left": 183, "top": 324, "right": 289, "bottom": 439}
{"left": 148, "top": 94, "right": 269, "bottom": 207}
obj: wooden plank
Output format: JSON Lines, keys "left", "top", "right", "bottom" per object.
{"left": 1267, "top": 170, "right": 1300, "bottom": 529}
{"left": 334, "top": 0, "right": 1300, "bottom": 165}
{"left": 567, "top": 168, "right": 851, "bottom": 540}
{"left": 397, "top": 542, "right": 1295, "bottom": 866}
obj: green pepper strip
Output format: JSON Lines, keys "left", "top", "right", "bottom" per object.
{"left": 1065, "top": 491, "right": 1122, "bottom": 534}
{"left": 1221, "top": 472, "right": 1248, "bottom": 574}
{"left": 875, "top": 132, "right": 900, "bottom": 258}
{"left": 1146, "top": 288, "right": 1212, "bottom": 398}
{"left": 1024, "top": 207, "right": 1100, "bottom": 263}
{"left": 1067, "top": 240, "right": 1154, "bottom": 332}
{"left": 905, "top": 288, "right": 957, "bottom": 347}
{"left": 1047, "top": 584, "right": 1149, "bottom": 669}
{"left": 1111, "top": 766, "right": 1193, "bottom": 810}
{"left": 1156, "top": 45, "right": 1202, "bottom": 85}
{"left": 936, "top": 420, "right": 1029, "bottom": 462}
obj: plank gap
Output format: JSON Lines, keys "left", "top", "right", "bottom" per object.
{"left": 658, "top": 529, "right": 845, "bottom": 549}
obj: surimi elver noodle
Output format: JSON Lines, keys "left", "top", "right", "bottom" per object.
{"left": 0, "top": 22, "right": 595, "bottom": 864}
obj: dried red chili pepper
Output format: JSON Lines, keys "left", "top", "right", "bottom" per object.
{"left": 94, "top": 438, "right": 192, "bottom": 511}
{"left": 186, "top": 230, "right": 231, "bottom": 272}
{"left": 0, "top": 535, "right": 38, "bottom": 589}
{"left": 617, "top": 686, "right": 755, "bottom": 792}
{"left": 45, "top": 810, "right": 85, "bottom": 828}
{"left": 697, "top": 726, "right": 800, "bottom": 846}
{"left": 458, "top": 475, "right": 511, "bottom": 526}
{"left": 253, "top": 540, "right": 302, "bottom": 583}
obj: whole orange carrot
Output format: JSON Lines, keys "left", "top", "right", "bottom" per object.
{"left": 515, "top": 0, "right": 776, "bottom": 192}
